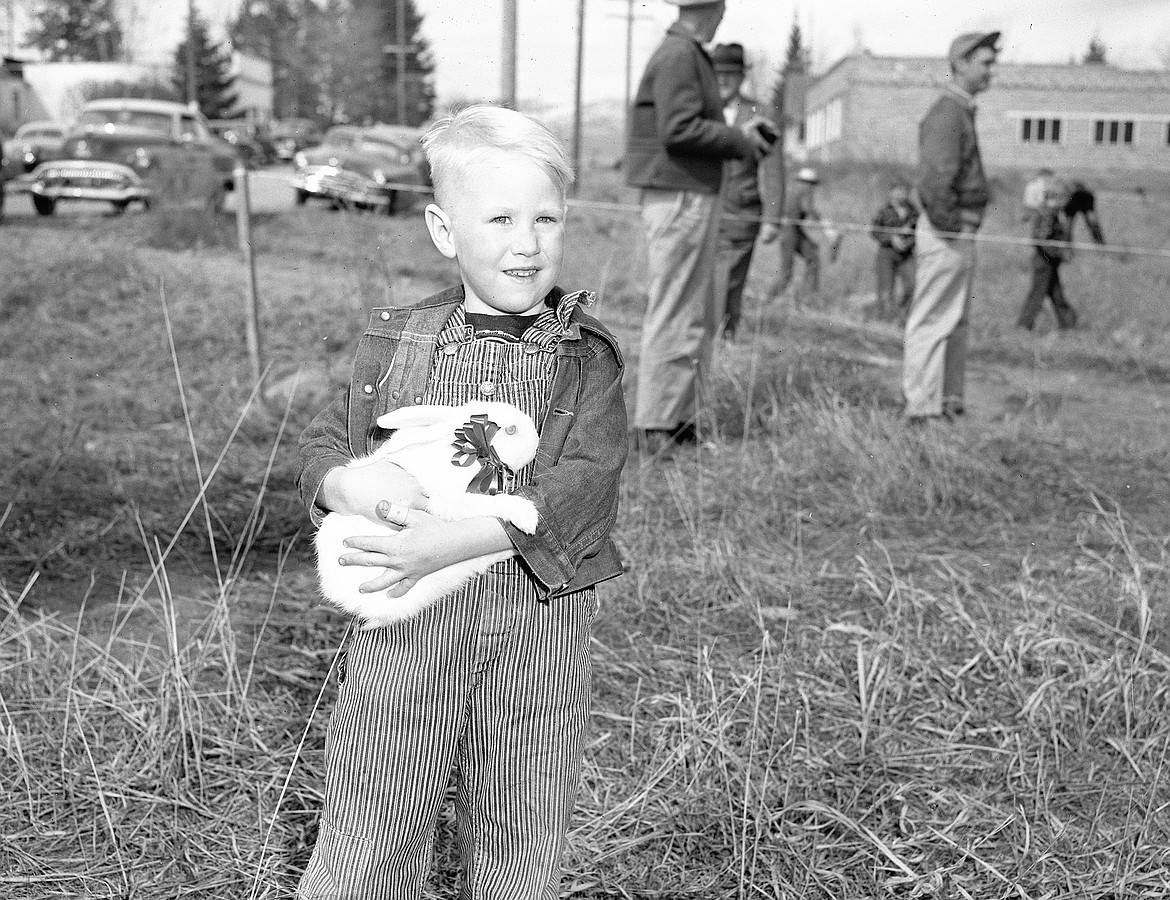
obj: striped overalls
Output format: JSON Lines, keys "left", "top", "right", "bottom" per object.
{"left": 297, "top": 298, "right": 600, "bottom": 899}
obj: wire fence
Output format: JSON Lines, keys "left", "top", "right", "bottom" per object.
{"left": 365, "top": 178, "right": 1170, "bottom": 263}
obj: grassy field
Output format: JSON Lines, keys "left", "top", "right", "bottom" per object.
{"left": 2, "top": 164, "right": 1170, "bottom": 898}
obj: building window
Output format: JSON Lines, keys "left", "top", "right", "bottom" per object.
{"left": 805, "top": 97, "right": 843, "bottom": 150}
{"left": 1021, "top": 117, "right": 1061, "bottom": 143}
{"left": 1095, "top": 119, "right": 1135, "bottom": 145}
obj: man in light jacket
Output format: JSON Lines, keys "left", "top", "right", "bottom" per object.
{"left": 902, "top": 30, "right": 999, "bottom": 423}
{"left": 626, "top": 0, "right": 773, "bottom": 453}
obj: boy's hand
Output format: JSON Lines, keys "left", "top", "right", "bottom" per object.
{"left": 338, "top": 504, "right": 514, "bottom": 597}
{"left": 321, "top": 460, "right": 426, "bottom": 525}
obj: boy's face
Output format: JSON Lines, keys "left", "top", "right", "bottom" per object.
{"left": 425, "top": 148, "right": 565, "bottom": 316}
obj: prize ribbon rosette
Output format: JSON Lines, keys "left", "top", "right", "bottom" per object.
{"left": 451, "top": 415, "right": 514, "bottom": 495}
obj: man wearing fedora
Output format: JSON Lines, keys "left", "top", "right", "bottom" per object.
{"left": 711, "top": 42, "right": 784, "bottom": 340}
{"left": 626, "top": 0, "right": 774, "bottom": 453}
{"left": 902, "top": 30, "right": 999, "bottom": 423}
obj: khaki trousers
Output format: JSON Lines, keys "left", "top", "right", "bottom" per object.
{"left": 902, "top": 217, "right": 975, "bottom": 417}
{"left": 635, "top": 188, "right": 721, "bottom": 430}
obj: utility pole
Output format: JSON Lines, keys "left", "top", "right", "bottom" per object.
{"left": 501, "top": 0, "right": 517, "bottom": 107}
{"left": 606, "top": 0, "right": 652, "bottom": 145}
{"left": 571, "top": 0, "right": 585, "bottom": 193}
{"left": 382, "top": 0, "right": 412, "bottom": 125}
{"left": 395, "top": 0, "right": 407, "bottom": 124}
{"left": 5, "top": 0, "right": 15, "bottom": 56}
{"left": 185, "top": 0, "right": 197, "bottom": 107}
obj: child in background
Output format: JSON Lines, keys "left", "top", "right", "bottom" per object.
{"left": 1018, "top": 180, "right": 1077, "bottom": 331}
{"left": 294, "top": 105, "right": 628, "bottom": 898}
{"left": 869, "top": 179, "right": 918, "bottom": 321}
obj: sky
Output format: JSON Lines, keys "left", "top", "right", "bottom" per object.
{"left": 47, "top": 0, "right": 1170, "bottom": 108}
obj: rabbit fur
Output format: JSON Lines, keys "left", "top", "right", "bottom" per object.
{"left": 314, "top": 401, "right": 540, "bottom": 629}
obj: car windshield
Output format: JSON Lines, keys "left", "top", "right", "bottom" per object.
{"left": 359, "top": 134, "right": 411, "bottom": 153}
{"left": 19, "top": 126, "right": 62, "bottom": 139}
{"left": 76, "top": 109, "right": 174, "bottom": 135}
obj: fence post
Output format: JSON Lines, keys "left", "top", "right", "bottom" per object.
{"left": 233, "top": 163, "right": 264, "bottom": 386}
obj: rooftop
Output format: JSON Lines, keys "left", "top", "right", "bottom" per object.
{"left": 818, "top": 53, "right": 1170, "bottom": 92}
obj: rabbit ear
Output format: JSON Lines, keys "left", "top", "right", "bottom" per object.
{"left": 377, "top": 405, "right": 456, "bottom": 431}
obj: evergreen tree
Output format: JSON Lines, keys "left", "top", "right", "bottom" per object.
{"left": 231, "top": 0, "right": 323, "bottom": 120}
{"left": 1082, "top": 36, "right": 1108, "bottom": 65}
{"left": 25, "top": 0, "right": 124, "bottom": 62}
{"left": 231, "top": 0, "right": 434, "bottom": 126}
{"left": 770, "top": 15, "right": 811, "bottom": 140}
{"left": 341, "top": 0, "right": 435, "bottom": 125}
{"left": 172, "top": 9, "right": 240, "bottom": 119}
{"left": 783, "top": 17, "right": 811, "bottom": 75}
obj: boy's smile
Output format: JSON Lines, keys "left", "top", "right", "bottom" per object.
{"left": 425, "top": 148, "right": 566, "bottom": 316}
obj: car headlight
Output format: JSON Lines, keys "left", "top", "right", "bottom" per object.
{"left": 372, "top": 169, "right": 387, "bottom": 185}
{"left": 294, "top": 151, "right": 308, "bottom": 168}
{"left": 133, "top": 147, "right": 152, "bottom": 169}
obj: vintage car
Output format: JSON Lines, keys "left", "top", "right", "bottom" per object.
{"left": 3, "top": 120, "right": 67, "bottom": 173}
{"left": 291, "top": 123, "right": 429, "bottom": 214}
{"left": 271, "top": 117, "right": 322, "bottom": 162}
{"left": 22, "top": 98, "right": 227, "bottom": 216}
{"left": 209, "top": 119, "right": 274, "bottom": 167}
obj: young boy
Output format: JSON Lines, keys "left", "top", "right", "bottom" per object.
{"left": 1018, "top": 181, "right": 1077, "bottom": 331}
{"left": 869, "top": 179, "right": 918, "bottom": 321}
{"left": 294, "top": 105, "right": 628, "bottom": 898}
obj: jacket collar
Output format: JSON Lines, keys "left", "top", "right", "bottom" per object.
{"left": 667, "top": 21, "right": 711, "bottom": 56}
{"left": 944, "top": 83, "right": 978, "bottom": 112}
{"left": 434, "top": 285, "right": 595, "bottom": 353}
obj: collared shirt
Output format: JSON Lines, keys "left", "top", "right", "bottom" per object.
{"left": 723, "top": 96, "right": 739, "bottom": 127}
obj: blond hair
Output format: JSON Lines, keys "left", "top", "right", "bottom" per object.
{"left": 421, "top": 105, "right": 574, "bottom": 209}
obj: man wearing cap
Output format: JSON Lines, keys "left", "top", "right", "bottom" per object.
{"left": 711, "top": 42, "right": 784, "bottom": 340}
{"left": 902, "top": 30, "right": 999, "bottom": 422}
{"left": 626, "top": 0, "right": 775, "bottom": 452}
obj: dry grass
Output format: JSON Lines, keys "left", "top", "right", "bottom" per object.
{"left": 2, "top": 166, "right": 1170, "bottom": 897}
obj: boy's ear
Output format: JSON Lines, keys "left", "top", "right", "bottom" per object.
{"left": 424, "top": 203, "right": 458, "bottom": 260}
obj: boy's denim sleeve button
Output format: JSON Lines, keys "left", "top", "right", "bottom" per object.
{"left": 413, "top": 395, "right": 422, "bottom": 404}
{"left": 380, "top": 310, "right": 391, "bottom": 320}
{"left": 391, "top": 390, "right": 400, "bottom": 399}
{"left": 362, "top": 384, "right": 373, "bottom": 395}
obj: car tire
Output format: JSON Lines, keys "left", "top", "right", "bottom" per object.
{"left": 383, "top": 190, "right": 399, "bottom": 216}
{"left": 32, "top": 194, "right": 55, "bottom": 216}
{"left": 111, "top": 199, "right": 130, "bottom": 215}
{"left": 295, "top": 188, "right": 309, "bottom": 206}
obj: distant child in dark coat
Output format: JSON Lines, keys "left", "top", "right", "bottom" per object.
{"left": 1018, "top": 182, "right": 1077, "bottom": 330}
{"left": 870, "top": 180, "right": 918, "bottom": 320}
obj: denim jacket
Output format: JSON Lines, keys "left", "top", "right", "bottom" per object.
{"left": 296, "top": 285, "right": 629, "bottom": 600}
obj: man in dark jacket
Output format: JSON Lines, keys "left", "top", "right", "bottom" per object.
{"left": 902, "top": 30, "right": 998, "bottom": 423}
{"left": 711, "top": 42, "right": 783, "bottom": 340}
{"left": 626, "top": 0, "right": 773, "bottom": 452}
{"left": 870, "top": 178, "right": 918, "bottom": 320}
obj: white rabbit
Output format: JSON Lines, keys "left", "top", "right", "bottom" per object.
{"left": 314, "top": 401, "right": 540, "bottom": 629}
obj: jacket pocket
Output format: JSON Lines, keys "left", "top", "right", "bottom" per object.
{"left": 536, "top": 407, "right": 575, "bottom": 468}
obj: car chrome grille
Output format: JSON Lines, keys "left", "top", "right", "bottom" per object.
{"left": 304, "top": 166, "right": 377, "bottom": 191}
{"left": 40, "top": 166, "right": 129, "bottom": 187}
